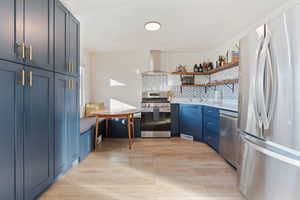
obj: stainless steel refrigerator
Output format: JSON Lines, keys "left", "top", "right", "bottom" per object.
{"left": 238, "top": 4, "right": 300, "bottom": 200}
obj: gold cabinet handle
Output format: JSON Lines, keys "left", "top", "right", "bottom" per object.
{"left": 72, "top": 63, "right": 74, "bottom": 73}
{"left": 17, "top": 42, "right": 25, "bottom": 59}
{"left": 18, "top": 70, "right": 25, "bottom": 86}
{"left": 25, "top": 45, "right": 33, "bottom": 60}
{"left": 68, "top": 80, "right": 72, "bottom": 89}
{"left": 26, "top": 71, "right": 33, "bottom": 87}
{"left": 71, "top": 80, "right": 74, "bottom": 89}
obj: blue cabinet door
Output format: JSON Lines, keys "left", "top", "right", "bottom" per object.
{"left": 24, "top": 67, "right": 54, "bottom": 200}
{"left": 54, "top": 75, "right": 80, "bottom": 177}
{"left": 203, "top": 106, "right": 220, "bottom": 152}
{"left": 180, "top": 104, "right": 203, "bottom": 141}
{"left": 68, "top": 14, "right": 80, "bottom": 77}
{"left": 54, "top": 74, "right": 69, "bottom": 177}
{"left": 171, "top": 104, "right": 180, "bottom": 137}
{"left": 24, "top": 0, "right": 54, "bottom": 70}
{"left": 67, "top": 77, "right": 80, "bottom": 164}
{"left": 54, "top": 0, "right": 69, "bottom": 75}
{"left": 0, "top": 0, "right": 24, "bottom": 63}
{"left": 54, "top": 0, "right": 80, "bottom": 77}
{"left": 0, "top": 61, "right": 24, "bottom": 200}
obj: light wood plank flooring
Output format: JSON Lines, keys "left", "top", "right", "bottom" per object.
{"left": 39, "top": 138, "right": 245, "bottom": 200}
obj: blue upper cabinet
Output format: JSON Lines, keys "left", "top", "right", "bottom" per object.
{"left": 55, "top": 0, "right": 80, "bottom": 77}
{"left": 0, "top": 61, "right": 24, "bottom": 200}
{"left": 69, "top": 14, "right": 80, "bottom": 77}
{"left": 54, "top": 1, "right": 69, "bottom": 75}
{"left": 23, "top": 67, "right": 54, "bottom": 200}
{"left": 180, "top": 104, "right": 203, "bottom": 141}
{"left": 24, "top": 0, "right": 54, "bottom": 70}
{"left": 0, "top": 0, "right": 54, "bottom": 70}
{"left": 0, "top": 0, "right": 24, "bottom": 63}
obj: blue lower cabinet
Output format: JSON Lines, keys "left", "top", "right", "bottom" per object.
{"left": 54, "top": 74, "right": 69, "bottom": 177}
{"left": 23, "top": 67, "right": 54, "bottom": 200}
{"left": 67, "top": 77, "right": 80, "bottom": 164}
{"left": 0, "top": 62, "right": 24, "bottom": 200}
{"left": 203, "top": 106, "right": 220, "bottom": 118}
{"left": 203, "top": 106, "right": 220, "bottom": 152}
{"left": 180, "top": 104, "right": 203, "bottom": 142}
{"left": 54, "top": 74, "right": 80, "bottom": 178}
{"left": 79, "top": 128, "right": 94, "bottom": 161}
{"left": 204, "top": 130, "right": 219, "bottom": 152}
{"left": 204, "top": 116, "right": 220, "bottom": 133}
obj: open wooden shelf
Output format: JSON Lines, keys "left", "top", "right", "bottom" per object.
{"left": 181, "top": 79, "right": 239, "bottom": 87}
{"left": 171, "top": 61, "right": 239, "bottom": 76}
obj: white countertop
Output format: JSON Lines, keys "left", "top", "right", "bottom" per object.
{"left": 171, "top": 98, "right": 238, "bottom": 112}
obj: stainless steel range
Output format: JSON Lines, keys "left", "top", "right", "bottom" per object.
{"left": 141, "top": 91, "right": 171, "bottom": 138}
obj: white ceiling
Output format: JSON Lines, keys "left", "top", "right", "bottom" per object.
{"left": 61, "top": 0, "right": 288, "bottom": 52}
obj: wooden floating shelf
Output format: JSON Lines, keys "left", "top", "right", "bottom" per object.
{"left": 181, "top": 79, "right": 239, "bottom": 87}
{"left": 171, "top": 61, "right": 239, "bottom": 76}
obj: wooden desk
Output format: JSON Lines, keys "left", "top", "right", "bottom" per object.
{"left": 93, "top": 109, "right": 141, "bottom": 149}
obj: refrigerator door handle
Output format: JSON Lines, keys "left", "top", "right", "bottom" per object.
{"left": 265, "top": 45, "right": 278, "bottom": 129}
{"left": 242, "top": 134, "right": 300, "bottom": 168}
{"left": 253, "top": 36, "right": 265, "bottom": 128}
{"left": 257, "top": 32, "right": 272, "bottom": 130}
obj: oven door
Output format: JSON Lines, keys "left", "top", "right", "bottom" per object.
{"left": 141, "top": 107, "right": 171, "bottom": 137}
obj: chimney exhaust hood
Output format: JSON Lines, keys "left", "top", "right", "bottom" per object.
{"left": 142, "top": 50, "right": 168, "bottom": 76}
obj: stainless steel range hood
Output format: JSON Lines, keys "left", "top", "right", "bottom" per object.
{"left": 142, "top": 50, "right": 168, "bottom": 76}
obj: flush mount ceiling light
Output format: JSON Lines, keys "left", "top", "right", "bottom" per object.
{"left": 145, "top": 21, "right": 161, "bottom": 31}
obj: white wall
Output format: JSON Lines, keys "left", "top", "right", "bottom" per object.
{"left": 81, "top": 48, "right": 92, "bottom": 103}
{"left": 90, "top": 51, "right": 149, "bottom": 110}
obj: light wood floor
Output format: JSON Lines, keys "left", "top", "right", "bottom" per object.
{"left": 39, "top": 138, "right": 245, "bottom": 200}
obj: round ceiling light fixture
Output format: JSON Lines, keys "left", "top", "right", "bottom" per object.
{"left": 145, "top": 21, "right": 161, "bottom": 31}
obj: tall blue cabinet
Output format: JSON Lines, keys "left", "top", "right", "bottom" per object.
{"left": 0, "top": 62, "right": 24, "bottom": 200}
{"left": 23, "top": 67, "right": 54, "bottom": 200}
{"left": 0, "top": 0, "right": 80, "bottom": 199}
{"left": 54, "top": 75, "right": 79, "bottom": 178}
